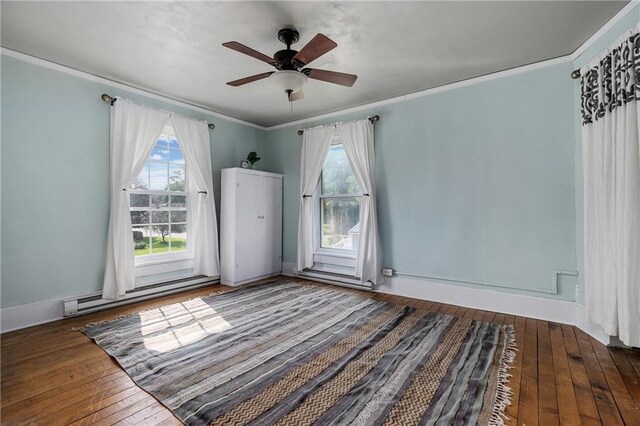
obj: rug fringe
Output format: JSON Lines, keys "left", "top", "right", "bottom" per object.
{"left": 488, "top": 324, "right": 517, "bottom": 426}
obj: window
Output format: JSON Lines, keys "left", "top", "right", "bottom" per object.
{"left": 129, "top": 125, "right": 188, "bottom": 259}
{"left": 318, "top": 143, "right": 361, "bottom": 253}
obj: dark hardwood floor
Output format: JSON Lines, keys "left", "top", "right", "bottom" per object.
{"left": 2, "top": 277, "right": 639, "bottom": 425}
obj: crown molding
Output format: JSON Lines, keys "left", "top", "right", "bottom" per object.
{"left": 0, "top": 47, "right": 267, "bottom": 130}
{"left": 3, "top": 1, "right": 637, "bottom": 132}
{"left": 266, "top": 55, "right": 572, "bottom": 131}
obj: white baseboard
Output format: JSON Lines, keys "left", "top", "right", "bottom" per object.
{"left": 1, "top": 298, "right": 64, "bottom": 334}
{"left": 282, "top": 262, "right": 613, "bottom": 346}
{"left": 3, "top": 264, "right": 613, "bottom": 346}
{"left": 379, "top": 274, "right": 612, "bottom": 345}
{"left": 1, "top": 278, "right": 219, "bottom": 334}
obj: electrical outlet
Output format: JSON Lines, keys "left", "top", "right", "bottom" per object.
{"left": 382, "top": 268, "right": 394, "bottom": 277}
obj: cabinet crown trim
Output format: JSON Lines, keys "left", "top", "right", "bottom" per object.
{"left": 223, "top": 167, "right": 283, "bottom": 179}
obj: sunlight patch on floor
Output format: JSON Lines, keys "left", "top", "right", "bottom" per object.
{"left": 140, "top": 298, "right": 231, "bottom": 353}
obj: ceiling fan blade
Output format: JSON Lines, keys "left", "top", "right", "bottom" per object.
{"left": 222, "top": 41, "right": 275, "bottom": 65}
{"left": 226, "top": 72, "right": 275, "bottom": 87}
{"left": 289, "top": 89, "right": 304, "bottom": 101}
{"left": 306, "top": 68, "right": 358, "bottom": 87}
{"left": 292, "top": 34, "right": 337, "bottom": 66}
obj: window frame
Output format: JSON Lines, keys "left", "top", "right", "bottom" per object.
{"left": 130, "top": 125, "right": 192, "bottom": 267}
{"left": 313, "top": 140, "right": 361, "bottom": 259}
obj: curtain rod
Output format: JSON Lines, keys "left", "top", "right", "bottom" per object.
{"left": 297, "top": 115, "right": 380, "bottom": 136}
{"left": 100, "top": 94, "right": 216, "bottom": 129}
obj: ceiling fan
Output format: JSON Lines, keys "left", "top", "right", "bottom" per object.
{"left": 223, "top": 28, "right": 357, "bottom": 102}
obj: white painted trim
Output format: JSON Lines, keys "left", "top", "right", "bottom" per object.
{"left": 270, "top": 2, "right": 639, "bottom": 131}
{"left": 282, "top": 261, "right": 298, "bottom": 277}
{"left": 1, "top": 277, "right": 219, "bottom": 333}
{"left": 570, "top": 1, "right": 639, "bottom": 60}
{"left": 3, "top": 2, "right": 637, "bottom": 132}
{"left": 266, "top": 56, "right": 572, "bottom": 131}
{"left": 282, "top": 261, "right": 614, "bottom": 346}
{"left": 0, "top": 47, "right": 266, "bottom": 130}
{"left": 573, "top": 303, "right": 612, "bottom": 346}
{"left": 377, "top": 274, "right": 612, "bottom": 346}
{"left": 1, "top": 298, "right": 64, "bottom": 334}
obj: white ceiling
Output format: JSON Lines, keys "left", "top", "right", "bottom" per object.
{"left": 1, "top": 1, "right": 628, "bottom": 127}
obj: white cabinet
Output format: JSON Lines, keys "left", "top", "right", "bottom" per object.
{"left": 220, "top": 168, "right": 283, "bottom": 286}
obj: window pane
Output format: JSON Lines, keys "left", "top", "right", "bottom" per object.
{"left": 131, "top": 163, "right": 149, "bottom": 189}
{"left": 321, "top": 145, "right": 360, "bottom": 195}
{"left": 167, "top": 137, "right": 180, "bottom": 149}
{"left": 321, "top": 197, "right": 360, "bottom": 249}
{"left": 170, "top": 224, "right": 187, "bottom": 252}
{"left": 132, "top": 226, "right": 151, "bottom": 256}
{"left": 149, "top": 161, "right": 168, "bottom": 190}
{"left": 129, "top": 127, "right": 188, "bottom": 258}
{"left": 152, "top": 211, "right": 169, "bottom": 224}
{"left": 155, "top": 137, "right": 170, "bottom": 148}
{"left": 169, "top": 148, "right": 185, "bottom": 164}
{"left": 150, "top": 144, "right": 168, "bottom": 162}
{"left": 171, "top": 195, "right": 186, "bottom": 207}
{"left": 150, "top": 195, "right": 169, "bottom": 208}
{"left": 130, "top": 193, "right": 149, "bottom": 208}
{"left": 130, "top": 210, "right": 149, "bottom": 224}
{"left": 171, "top": 210, "right": 187, "bottom": 223}
{"left": 168, "top": 164, "right": 186, "bottom": 191}
{"left": 151, "top": 225, "right": 170, "bottom": 253}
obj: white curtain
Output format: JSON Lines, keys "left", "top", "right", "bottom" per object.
{"left": 337, "top": 120, "right": 384, "bottom": 285}
{"left": 171, "top": 115, "right": 220, "bottom": 277}
{"left": 582, "top": 26, "right": 640, "bottom": 347}
{"left": 102, "top": 99, "right": 169, "bottom": 299}
{"left": 297, "top": 126, "right": 334, "bottom": 270}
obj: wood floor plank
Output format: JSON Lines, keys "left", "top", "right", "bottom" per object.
{"left": 537, "top": 320, "right": 559, "bottom": 425}
{"left": 518, "top": 318, "right": 539, "bottom": 425}
{"left": 482, "top": 310, "right": 497, "bottom": 323}
{"left": 574, "top": 328, "right": 625, "bottom": 425}
{"left": 86, "top": 395, "right": 159, "bottom": 425}
{"left": 560, "top": 324, "right": 602, "bottom": 425}
{"left": 41, "top": 386, "right": 146, "bottom": 425}
{"left": 141, "top": 408, "right": 179, "bottom": 425}
{"left": 626, "top": 350, "right": 640, "bottom": 378}
{"left": 609, "top": 349, "right": 640, "bottom": 404}
{"left": 113, "top": 402, "right": 169, "bottom": 425}
{"left": 471, "top": 310, "right": 485, "bottom": 321}
{"left": 548, "top": 322, "right": 581, "bottom": 425}
{"left": 1, "top": 369, "right": 131, "bottom": 420}
{"left": 589, "top": 337, "right": 639, "bottom": 425}
{"left": 493, "top": 313, "right": 506, "bottom": 325}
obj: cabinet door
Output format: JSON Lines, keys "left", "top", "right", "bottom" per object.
{"left": 234, "top": 172, "right": 262, "bottom": 281}
{"left": 260, "top": 177, "right": 283, "bottom": 275}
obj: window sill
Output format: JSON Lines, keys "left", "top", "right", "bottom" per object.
{"left": 314, "top": 249, "right": 356, "bottom": 260}
{"left": 135, "top": 256, "right": 195, "bottom": 281}
{"left": 135, "top": 255, "right": 194, "bottom": 267}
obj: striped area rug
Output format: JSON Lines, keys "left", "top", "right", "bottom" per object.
{"left": 82, "top": 279, "right": 516, "bottom": 425}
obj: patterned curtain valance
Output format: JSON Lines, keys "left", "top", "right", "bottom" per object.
{"left": 581, "top": 27, "right": 640, "bottom": 125}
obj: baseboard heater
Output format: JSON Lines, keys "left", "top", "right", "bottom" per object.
{"left": 297, "top": 269, "right": 373, "bottom": 291}
{"left": 63, "top": 275, "right": 220, "bottom": 317}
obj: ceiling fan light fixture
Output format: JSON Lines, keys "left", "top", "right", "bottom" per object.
{"left": 270, "top": 70, "right": 308, "bottom": 94}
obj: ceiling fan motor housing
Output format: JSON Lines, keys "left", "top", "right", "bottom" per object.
{"left": 277, "top": 28, "right": 299, "bottom": 47}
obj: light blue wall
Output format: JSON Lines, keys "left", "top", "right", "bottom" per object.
{"left": 571, "top": 5, "right": 640, "bottom": 303}
{"left": 0, "top": 55, "right": 268, "bottom": 308}
{"left": 265, "top": 61, "right": 579, "bottom": 300}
